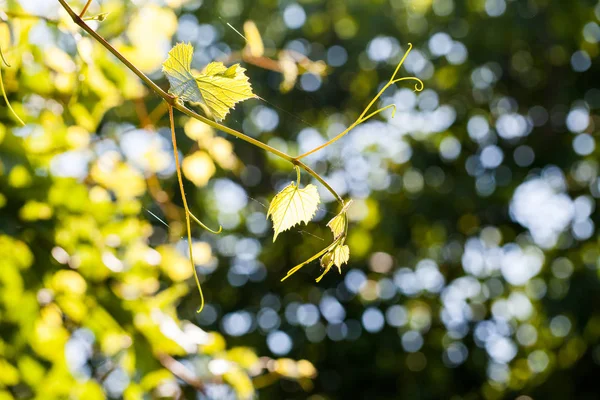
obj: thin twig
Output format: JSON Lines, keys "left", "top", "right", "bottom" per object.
{"left": 1, "top": 11, "right": 59, "bottom": 24}
{"left": 55, "top": 0, "right": 345, "bottom": 205}
{"left": 79, "top": 0, "right": 94, "bottom": 18}
{"left": 156, "top": 352, "right": 206, "bottom": 393}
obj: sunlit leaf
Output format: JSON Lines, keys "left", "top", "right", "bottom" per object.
{"left": 163, "top": 43, "right": 256, "bottom": 120}
{"left": 162, "top": 43, "right": 200, "bottom": 102}
{"left": 326, "top": 200, "right": 353, "bottom": 239}
{"left": 332, "top": 244, "right": 349, "bottom": 273}
{"left": 267, "top": 182, "right": 320, "bottom": 242}
{"left": 317, "top": 242, "right": 349, "bottom": 282}
{"left": 195, "top": 62, "right": 256, "bottom": 121}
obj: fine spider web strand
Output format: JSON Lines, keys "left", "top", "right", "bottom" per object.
{"left": 144, "top": 207, "right": 170, "bottom": 229}
{"left": 217, "top": 17, "right": 248, "bottom": 43}
{"left": 245, "top": 194, "right": 268, "bottom": 210}
{"left": 297, "top": 229, "right": 326, "bottom": 242}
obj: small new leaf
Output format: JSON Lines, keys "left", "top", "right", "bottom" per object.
{"left": 316, "top": 242, "right": 348, "bottom": 282}
{"left": 326, "top": 199, "right": 353, "bottom": 239}
{"left": 332, "top": 245, "right": 349, "bottom": 273}
{"left": 320, "top": 252, "right": 333, "bottom": 269}
{"left": 267, "top": 182, "right": 320, "bottom": 242}
{"left": 83, "top": 12, "right": 110, "bottom": 21}
{"left": 163, "top": 43, "right": 256, "bottom": 121}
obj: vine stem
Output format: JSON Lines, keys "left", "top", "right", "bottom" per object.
{"left": 169, "top": 105, "right": 205, "bottom": 313}
{"left": 56, "top": 0, "right": 343, "bottom": 204}
{"left": 294, "top": 165, "right": 301, "bottom": 186}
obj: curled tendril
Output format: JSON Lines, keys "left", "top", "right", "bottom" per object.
{"left": 189, "top": 211, "right": 222, "bottom": 234}
{"left": 0, "top": 45, "right": 25, "bottom": 126}
{"left": 0, "top": 46, "right": 10, "bottom": 67}
{"left": 391, "top": 76, "right": 424, "bottom": 92}
{"left": 293, "top": 45, "right": 426, "bottom": 279}
{"left": 294, "top": 43, "right": 423, "bottom": 161}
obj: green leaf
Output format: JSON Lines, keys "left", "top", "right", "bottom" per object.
{"left": 195, "top": 62, "right": 256, "bottom": 121}
{"left": 326, "top": 199, "right": 353, "bottom": 239}
{"left": 331, "top": 244, "right": 349, "bottom": 273}
{"left": 316, "top": 242, "right": 349, "bottom": 282}
{"left": 162, "top": 43, "right": 199, "bottom": 102}
{"left": 162, "top": 43, "right": 256, "bottom": 121}
{"left": 267, "top": 182, "right": 320, "bottom": 242}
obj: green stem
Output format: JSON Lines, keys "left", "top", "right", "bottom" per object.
{"left": 294, "top": 165, "right": 301, "bottom": 186}
{"left": 56, "top": 0, "right": 344, "bottom": 204}
{"left": 295, "top": 160, "right": 342, "bottom": 203}
{"left": 175, "top": 104, "right": 293, "bottom": 162}
{"left": 58, "top": 0, "right": 171, "bottom": 103}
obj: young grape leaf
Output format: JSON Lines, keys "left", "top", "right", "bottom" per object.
{"left": 267, "top": 182, "right": 320, "bottom": 242}
{"left": 162, "top": 43, "right": 200, "bottom": 102}
{"left": 326, "top": 199, "right": 353, "bottom": 239}
{"left": 195, "top": 62, "right": 256, "bottom": 121}
{"left": 317, "top": 243, "right": 349, "bottom": 282}
{"left": 162, "top": 42, "right": 256, "bottom": 121}
{"left": 326, "top": 213, "right": 345, "bottom": 239}
{"left": 331, "top": 244, "right": 349, "bottom": 273}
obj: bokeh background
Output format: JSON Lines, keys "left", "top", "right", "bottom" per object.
{"left": 1, "top": 0, "right": 600, "bottom": 399}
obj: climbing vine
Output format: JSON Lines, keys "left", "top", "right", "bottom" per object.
{"left": 4, "top": 0, "right": 423, "bottom": 312}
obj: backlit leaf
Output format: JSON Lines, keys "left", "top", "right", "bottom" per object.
{"left": 332, "top": 244, "right": 349, "bottom": 273}
{"left": 162, "top": 43, "right": 200, "bottom": 102}
{"left": 317, "top": 243, "right": 349, "bottom": 282}
{"left": 267, "top": 182, "right": 320, "bottom": 242}
{"left": 194, "top": 62, "right": 256, "bottom": 121}
{"left": 326, "top": 200, "right": 353, "bottom": 239}
{"left": 162, "top": 43, "right": 256, "bottom": 121}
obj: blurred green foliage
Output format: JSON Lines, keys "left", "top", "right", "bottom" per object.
{"left": 1, "top": 0, "right": 600, "bottom": 399}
